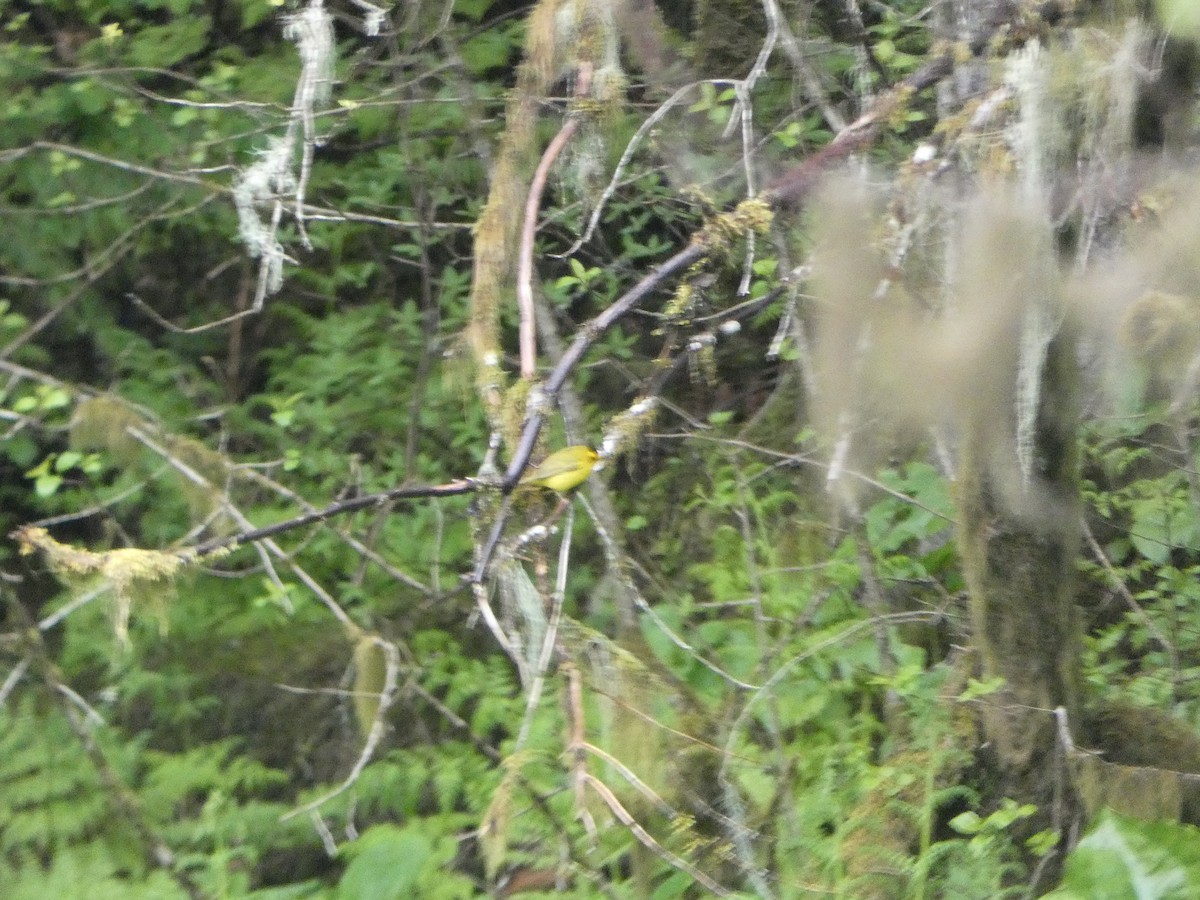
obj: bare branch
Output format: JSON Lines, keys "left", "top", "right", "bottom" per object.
{"left": 281, "top": 636, "right": 401, "bottom": 821}
{"left": 582, "top": 773, "right": 735, "bottom": 897}
{"left": 518, "top": 63, "right": 593, "bottom": 378}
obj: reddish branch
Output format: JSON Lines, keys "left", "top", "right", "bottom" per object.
{"left": 518, "top": 63, "right": 594, "bottom": 378}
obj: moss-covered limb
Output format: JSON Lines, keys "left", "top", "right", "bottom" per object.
{"left": 1021, "top": 700, "right": 1200, "bottom": 828}
{"left": 1075, "top": 702, "right": 1200, "bottom": 824}
{"left": 466, "top": 90, "right": 540, "bottom": 431}
{"left": 71, "top": 395, "right": 238, "bottom": 531}
{"left": 467, "top": 0, "right": 566, "bottom": 431}
{"left": 1084, "top": 703, "right": 1200, "bottom": 774}
{"left": 12, "top": 524, "right": 199, "bottom": 646}
{"left": 1073, "top": 754, "right": 1189, "bottom": 822}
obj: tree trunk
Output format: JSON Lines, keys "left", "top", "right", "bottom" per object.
{"left": 958, "top": 322, "right": 1083, "bottom": 845}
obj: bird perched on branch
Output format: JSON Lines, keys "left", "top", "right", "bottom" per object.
{"left": 518, "top": 446, "right": 599, "bottom": 494}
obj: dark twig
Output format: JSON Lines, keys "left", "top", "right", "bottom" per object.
{"left": 190, "top": 478, "right": 473, "bottom": 557}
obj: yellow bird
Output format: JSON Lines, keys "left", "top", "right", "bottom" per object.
{"left": 518, "top": 445, "right": 599, "bottom": 493}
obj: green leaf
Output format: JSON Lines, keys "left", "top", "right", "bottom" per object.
{"left": 55, "top": 451, "right": 82, "bottom": 472}
{"left": 460, "top": 26, "right": 517, "bottom": 75}
{"left": 957, "top": 676, "right": 1005, "bottom": 702}
{"left": 127, "top": 17, "right": 212, "bottom": 69}
{"left": 337, "top": 825, "right": 433, "bottom": 900}
{"left": 170, "top": 106, "right": 199, "bottom": 127}
{"left": 34, "top": 473, "right": 62, "bottom": 497}
{"left": 688, "top": 82, "right": 717, "bottom": 114}
{"left": 1130, "top": 496, "right": 1200, "bottom": 563}
{"left": 454, "top": 0, "right": 494, "bottom": 22}
{"left": 1046, "top": 810, "right": 1200, "bottom": 899}
{"left": 46, "top": 191, "right": 77, "bottom": 208}
{"left": 43, "top": 388, "right": 71, "bottom": 410}
{"left": 1027, "top": 828, "right": 1061, "bottom": 858}
{"left": 774, "top": 120, "right": 802, "bottom": 149}
{"left": 949, "top": 811, "right": 982, "bottom": 835}
{"left": 240, "top": 0, "right": 278, "bottom": 29}
{"left": 1158, "top": 0, "right": 1200, "bottom": 40}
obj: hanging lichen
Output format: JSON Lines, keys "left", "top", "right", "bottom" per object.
{"left": 351, "top": 634, "right": 388, "bottom": 743}
{"left": 558, "top": 617, "right": 728, "bottom": 883}
{"left": 13, "top": 525, "right": 211, "bottom": 646}
{"left": 479, "top": 750, "right": 535, "bottom": 881}
{"left": 69, "top": 395, "right": 146, "bottom": 465}
{"left": 70, "top": 395, "right": 234, "bottom": 529}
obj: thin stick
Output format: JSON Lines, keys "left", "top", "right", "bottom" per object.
{"left": 582, "top": 773, "right": 734, "bottom": 897}
{"left": 518, "top": 64, "right": 592, "bottom": 377}
{"left": 1082, "top": 519, "right": 1178, "bottom": 672}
